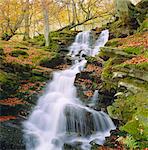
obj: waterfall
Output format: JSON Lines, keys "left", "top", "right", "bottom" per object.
{"left": 68, "top": 29, "right": 109, "bottom": 57}
{"left": 23, "top": 30, "right": 115, "bottom": 150}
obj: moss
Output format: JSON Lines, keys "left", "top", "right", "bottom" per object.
{"left": 86, "top": 56, "right": 98, "bottom": 63}
{"left": 0, "top": 71, "right": 20, "bottom": 99}
{"left": 107, "top": 91, "right": 148, "bottom": 143}
{"left": 30, "top": 34, "right": 45, "bottom": 46}
{"left": 10, "top": 50, "right": 29, "bottom": 57}
{"left": 0, "top": 47, "right": 4, "bottom": 55}
{"left": 13, "top": 45, "right": 29, "bottom": 50}
{"left": 101, "top": 81, "right": 117, "bottom": 94}
{"left": 121, "top": 109, "right": 148, "bottom": 141}
{"left": 106, "top": 39, "right": 122, "bottom": 47}
{"left": 123, "top": 47, "right": 142, "bottom": 55}
{"left": 136, "top": 62, "right": 148, "bottom": 70}
{"left": 39, "top": 52, "right": 63, "bottom": 68}
{"left": 0, "top": 70, "right": 8, "bottom": 83}
{"left": 101, "top": 58, "right": 114, "bottom": 80}
{"left": 114, "top": 61, "right": 148, "bottom": 71}
{"left": 42, "top": 42, "right": 59, "bottom": 52}
{"left": 143, "top": 50, "right": 148, "bottom": 58}
{"left": 29, "top": 76, "right": 46, "bottom": 82}
{"left": 138, "top": 19, "right": 148, "bottom": 32}
{"left": 121, "top": 77, "right": 148, "bottom": 90}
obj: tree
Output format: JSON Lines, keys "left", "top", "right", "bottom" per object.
{"left": 41, "top": 0, "right": 50, "bottom": 46}
{"left": 0, "top": 0, "right": 31, "bottom": 40}
{"left": 114, "top": 0, "right": 140, "bottom": 26}
{"left": 57, "top": 0, "right": 114, "bottom": 31}
{"left": 23, "top": 0, "right": 30, "bottom": 40}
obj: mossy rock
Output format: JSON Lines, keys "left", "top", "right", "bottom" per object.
{"left": 121, "top": 108, "right": 148, "bottom": 142}
{"left": 28, "top": 34, "right": 45, "bottom": 46}
{"left": 0, "top": 47, "right": 4, "bottom": 55}
{"left": 0, "top": 71, "right": 20, "bottom": 99}
{"left": 100, "top": 47, "right": 136, "bottom": 59}
{"left": 39, "top": 53, "right": 65, "bottom": 68}
{"left": 29, "top": 75, "right": 47, "bottom": 82}
{"left": 106, "top": 39, "right": 123, "bottom": 47}
{"left": 2, "top": 62, "right": 32, "bottom": 80}
{"left": 113, "top": 62, "right": 148, "bottom": 81}
{"left": 3, "top": 62, "right": 32, "bottom": 73}
{"left": 10, "top": 50, "right": 29, "bottom": 57}
{"left": 42, "top": 42, "right": 59, "bottom": 52}
{"left": 14, "top": 45, "right": 29, "bottom": 50}
{"left": 123, "top": 47, "right": 142, "bottom": 55}
{"left": 107, "top": 92, "right": 147, "bottom": 122}
{"left": 138, "top": 19, "right": 148, "bottom": 32}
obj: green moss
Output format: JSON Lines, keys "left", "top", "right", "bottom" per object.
{"left": 39, "top": 52, "right": 62, "bottom": 68}
{"left": 0, "top": 47, "right": 4, "bottom": 55}
{"left": 29, "top": 76, "right": 46, "bottom": 82}
{"left": 108, "top": 91, "right": 148, "bottom": 121}
{"left": 143, "top": 50, "right": 148, "bottom": 58}
{"left": 123, "top": 135, "right": 139, "bottom": 149}
{"left": 106, "top": 39, "right": 122, "bottom": 47}
{"left": 121, "top": 109, "right": 148, "bottom": 141}
{"left": 123, "top": 47, "right": 142, "bottom": 55}
{"left": 136, "top": 62, "right": 148, "bottom": 70}
{"left": 102, "top": 58, "right": 114, "bottom": 79}
{"left": 114, "top": 61, "right": 148, "bottom": 71}
{"left": 86, "top": 56, "right": 97, "bottom": 63}
{"left": 14, "top": 45, "right": 29, "bottom": 50}
{"left": 10, "top": 50, "right": 29, "bottom": 57}
{"left": 0, "top": 71, "right": 20, "bottom": 99}
{"left": 121, "top": 77, "right": 148, "bottom": 90}
{"left": 42, "top": 42, "right": 59, "bottom": 52}
{"left": 138, "top": 18, "right": 148, "bottom": 32}
{"left": 0, "top": 70, "right": 8, "bottom": 83}
{"left": 31, "top": 34, "right": 45, "bottom": 46}
{"left": 101, "top": 81, "right": 117, "bottom": 94}
{"left": 107, "top": 91, "right": 148, "bottom": 143}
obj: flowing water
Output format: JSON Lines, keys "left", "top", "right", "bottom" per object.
{"left": 23, "top": 30, "right": 115, "bottom": 150}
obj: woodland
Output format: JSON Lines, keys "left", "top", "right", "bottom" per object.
{"left": 0, "top": 0, "right": 148, "bottom": 150}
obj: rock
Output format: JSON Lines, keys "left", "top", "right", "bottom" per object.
{"left": 100, "top": 47, "right": 136, "bottom": 58}
{"left": 118, "top": 81, "right": 142, "bottom": 93}
{"left": 115, "top": 67, "right": 148, "bottom": 82}
{"left": 112, "top": 72, "right": 127, "bottom": 78}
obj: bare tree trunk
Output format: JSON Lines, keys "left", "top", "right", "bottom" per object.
{"left": 66, "top": 3, "right": 71, "bottom": 24}
{"left": 23, "top": 0, "right": 30, "bottom": 40}
{"left": 41, "top": 0, "right": 49, "bottom": 47}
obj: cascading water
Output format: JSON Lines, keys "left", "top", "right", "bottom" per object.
{"left": 23, "top": 29, "right": 115, "bottom": 150}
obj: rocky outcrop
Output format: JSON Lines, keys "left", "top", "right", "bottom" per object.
{"left": 98, "top": 38, "right": 148, "bottom": 148}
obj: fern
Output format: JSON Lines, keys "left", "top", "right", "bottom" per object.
{"left": 123, "top": 135, "right": 139, "bottom": 150}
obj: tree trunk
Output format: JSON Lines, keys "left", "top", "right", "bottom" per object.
{"left": 41, "top": 0, "right": 49, "bottom": 47}
{"left": 23, "top": 0, "right": 30, "bottom": 40}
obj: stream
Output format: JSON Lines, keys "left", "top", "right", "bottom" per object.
{"left": 23, "top": 30, "right": 116, "bottom": 150}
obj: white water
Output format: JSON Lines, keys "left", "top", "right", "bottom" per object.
{"left": 23, "top": 30, "right": 115, "bottom": 150}
{"left": 68, "top": 29, "right": 109, "bottom": 57}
